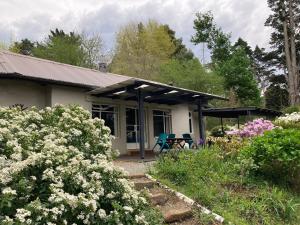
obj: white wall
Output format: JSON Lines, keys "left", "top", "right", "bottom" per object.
{"left": 50, "top": 85, "right": 91, "bottom": 110}
{"left": 171, "top": 104, "right": 191, "bottom": 138}
{"left": 0, "top": 79, "right": 47, "bottom": 108}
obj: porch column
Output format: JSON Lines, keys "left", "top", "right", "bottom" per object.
{"left": 137, "top": 89, "right": 145, "bottom": 159}
{"left": 197, "top": 99, "right": 206, "bottom": 145}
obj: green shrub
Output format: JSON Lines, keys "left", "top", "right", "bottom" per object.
{"left": 274, "top": 112, "right": 300, "bottom": 129}
{"left": 210, "top": 125, "right": 230, "bottom": 137}
{"left": 0, "top": 105, "right": 160, "bottom": 225}
{"left": 241, "top": 128, "right": 300, "bottom": 187}
{"left": 283, "top": 105, "right": 300, "bottom": 114}
{"left": 153, "top": 148, "right": 300, "bottom": 225}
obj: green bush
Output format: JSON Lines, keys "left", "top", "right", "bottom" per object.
{"left": 241, "top": 129, "right": 300, "bottom": 187}
{"left": 283, "top": 105, "right": 300, "bottom": 114}
{"left": 0, "top": 105, "right": 160, "bottom": 225}
{"left": 153, "top": 149, "right": 300, "bottom": 224}
{"left": 210, "top": 125, "right": 230, "bottom": 137}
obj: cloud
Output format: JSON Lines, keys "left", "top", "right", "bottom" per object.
{"left": 0, "top": 0, "right": 273, "bottom": 60}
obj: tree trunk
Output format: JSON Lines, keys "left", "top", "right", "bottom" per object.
{"left": 288, "top": 0, "right": 300, "bottom": 104}
{"left": 282, "top": 0, "right": 297, "bottom": 105}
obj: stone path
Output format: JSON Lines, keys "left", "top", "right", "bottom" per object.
{"left": 114, "top": 160, "right": 209, "bottom": 224}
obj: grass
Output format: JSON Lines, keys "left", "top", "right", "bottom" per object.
{"left": 151, "top": 148, "right": 300, "bottom": 225}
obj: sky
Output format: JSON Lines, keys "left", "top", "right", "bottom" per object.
{"left": 0, "top": 0, "right": 273, "bottom": 61}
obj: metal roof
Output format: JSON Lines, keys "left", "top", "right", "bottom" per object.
{"left": 0, "top": 50, "right": 131, "bottom": 89}
{"left": 0, "top": 50, "right": 226, "bottom": 103}
{"left": 201, "top": 107, "right": 282, "bottom": 118}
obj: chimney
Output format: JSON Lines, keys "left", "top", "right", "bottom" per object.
{"left": 98, "top": 62, "right": 108, "bottom": 72}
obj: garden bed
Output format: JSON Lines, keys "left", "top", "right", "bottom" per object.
{"left": 151, "top": 149, "right": 300, "bottom": 225}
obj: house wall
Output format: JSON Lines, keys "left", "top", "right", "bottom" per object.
{"left": 50, "top": 85, "right": 91, "bottom": 110}
{"left": 0, "top": 79, "right": 47, "bottom": 108}
{"left": 0, "top": 79, "right": 201, "bottom": 154}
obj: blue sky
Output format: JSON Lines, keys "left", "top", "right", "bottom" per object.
{"left": 0, "top": 0, "right": 273, "bottom": 61}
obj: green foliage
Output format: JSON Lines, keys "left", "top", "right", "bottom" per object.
{"left": 162, "top": 24, "right": 194, "bottom": 61}
{"left": 209, "top": 125, "right": 229, "bottom": 137}
{"left": 153, "top": 149, "right": 300, "bottom": 225}
{"left": 9, "top": 39, "right": 35, "bottom": 55}
{"left": 159, "top": 58, "right": 224, "bottom": 95}
{"left": 283, "top": 105, "right": 300, "bottom": 114}
{"left": 217, "top": 48, "right": 261, "bottom": 106}
{"left": 33, "top": 29, "right": 86, "bottom": 66}
{"left": 191, "top": 12, "right": 261, "bottom": 106}
{"left": 241, "top": 129, "right": 300, "bottom": 187}
{"left": 265, "top": 75, "right": 289, "bottom": 110}
{"left": 191, "top": 11, "right": 231, "bottom": 64}
{"left": 110, "top": 21, "right": 175, "bottom": 80}
{"left": 0, "top": 105, "right": 160, "bottom": 225}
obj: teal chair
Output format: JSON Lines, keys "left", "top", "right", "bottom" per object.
{"left": 182, "top": 133, "right": 194, "bottom": 148}
{"left": 168, "top": 133, "right": 176, "bottom": 139}
{"left": 152, "top": 133, "right": 171, "bottom": 153}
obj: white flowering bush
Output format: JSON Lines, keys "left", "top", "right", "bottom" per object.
{"left": 275, "top": 112, "right": 300, "bottom": 129}
{"left": 0, "top": 105, "right": 162, "bottom": 225}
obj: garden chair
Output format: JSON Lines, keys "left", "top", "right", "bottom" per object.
{"left": 182, "top": 133, "right": 194, "bottom": 149}
{"left": 152, "top": 133, "right": 171, "bottom": 153}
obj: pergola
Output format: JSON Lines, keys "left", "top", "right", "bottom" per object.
{"left": 201, "top": 107, "right": 282, "bottom": 130}
{"left": 91, "top": 78, "right": 226, "bottom": 159}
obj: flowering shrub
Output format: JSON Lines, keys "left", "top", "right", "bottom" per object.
{"left": 0, "top": 105, "right": 159, "bottom": 225}
{"left": 226, "top": 118, "right": 275, "bottom": 138}
{"left": 275, "top": 112, "right": 300, "bottom": 129}
{"left": 240, "top": 128, "right": 300, "bottom": 190}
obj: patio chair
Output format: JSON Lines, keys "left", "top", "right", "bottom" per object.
{"left": 182, "top": 133, "right": 194, "bottom": 149}
{"left": 168, "top": 133, "right": 176, "bottom": 139}
{"left": 152, "top": 133, "right": 171, "bottom": 153}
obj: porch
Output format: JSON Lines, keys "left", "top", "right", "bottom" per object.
{"left": 90, "top": 78, "right": 226, "bottom": 159}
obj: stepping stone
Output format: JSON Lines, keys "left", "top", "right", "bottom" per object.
{"left": 127, "top": 174, "right": 145, "bottom": 179}
{"left": 150, "top": 193, "right": 168, "bottom": 205}
{"left": 163, "top": 208, "right": 193, "bottom": 223}
{"left": 133, "top": 178, "right": 155, "bottom": 190}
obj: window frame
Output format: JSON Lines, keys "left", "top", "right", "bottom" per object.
{"left": 92, "top": 104, "right": 119, "bottom": 137}
{"left": 153, "top": 109, "right": 172, "bottom": 137}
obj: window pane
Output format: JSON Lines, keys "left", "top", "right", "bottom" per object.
{"left": 92, "top": 104, "right": 117, "bottom": 136}
{"left": 101, "top": 112, "right": 115, "bottom": 135}
{"left": 154, "top": 115, "right": 164, "bottom": 136}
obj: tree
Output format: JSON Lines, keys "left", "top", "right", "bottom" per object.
{"left": 159, "top": 58, "right": 224, "bottom": 95}
{"left": 191, "top": 11, "right": 231, "bottom": 65}
{"left": 9, "top": 38, "right": 35, "bottom": 55}
{"left": 110, "top": 21, "right": 175, "bottom": 80}
{"left": 33, "top": 29, "right": 86, "bottom": 66}
{"left": 265, "top": 0, "right": 300, "bottom": 105}
{"left": 81, "top": 33, "right": 103, "bottom": 69}
{"left": 162, "top": 25, "right": 194, "bottom": 61}
{"left": 217, "top": 48, "right": 261, "bottom": 106}
{"left": 191, "top": 12, "right": 261, "bottom": 106}
{"left": 265, "top": 75, "right": 289, "bottom": 110}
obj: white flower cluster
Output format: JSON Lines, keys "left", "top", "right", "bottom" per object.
{"left": 275, "top": 112, "right": 300, "bottom": 129}
{"left": 0, "top": 105, "right": 151, "bottom": 225}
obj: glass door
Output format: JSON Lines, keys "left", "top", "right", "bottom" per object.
{"left": 126, "top": 107, "right": 148, "bottom": 149}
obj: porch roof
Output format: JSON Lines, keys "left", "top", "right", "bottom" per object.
{"left": 90, "top": 78, "right": 227, "bottom": 105}
{"left": 201, "top": 107, "right": 282, "bottom": 118}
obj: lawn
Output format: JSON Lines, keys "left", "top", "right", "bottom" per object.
{"left": 151, "top": 148, "right": 300, "bottom": 225}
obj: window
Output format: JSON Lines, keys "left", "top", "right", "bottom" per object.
{"left": 153, "top": 110, "right": 172, "bottom": 136}
{"left": 92, "top": 104, "right": 118, "bottom": 136}
{"left": 189, "top": 112, "right": 193, "bottom": 133}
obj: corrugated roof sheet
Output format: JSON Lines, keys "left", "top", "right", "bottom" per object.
{"left": 0, "top": 50, "right": 132, "bottom": 88}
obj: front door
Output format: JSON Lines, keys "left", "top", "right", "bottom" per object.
{"left": 126, "top": 107, "right": 148, "bottom": 149}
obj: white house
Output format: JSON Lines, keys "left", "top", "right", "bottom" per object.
{"left": 0, "top": 50, "right": 225, "bottom": 158}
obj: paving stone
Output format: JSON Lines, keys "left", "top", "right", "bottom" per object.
{"left": 164, "top": 208, "right": 193, "bottom": 223}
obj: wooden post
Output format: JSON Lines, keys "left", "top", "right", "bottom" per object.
{"left": 137, "top": 89, "right": 145, "bottom": 159}
{"left": 197, "top": 99, "right": 206, "bottom": 145}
